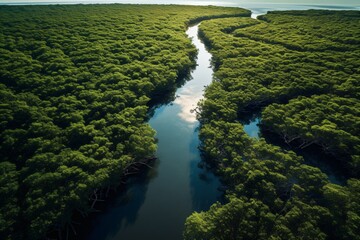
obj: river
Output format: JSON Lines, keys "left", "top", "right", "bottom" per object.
{"left": 82, "top": 24, "right": 222, "bottom": 240}
{"left": 3, "top": 1, "right": 354, "bottom": 238}
{"left": 80, "top": 8, "right": 350, "bottom": 237}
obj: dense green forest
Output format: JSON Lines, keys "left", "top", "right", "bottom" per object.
{"left": 184, "top": 10, "right": 360, "bottom": 240}
{"left": 1, "top": 5, "right": 359, "bottom": 240}
{"left": 0, "top": 4, "right": 250, "bottom": 239}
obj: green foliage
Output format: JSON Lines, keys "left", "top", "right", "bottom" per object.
{"left": 0, "top": 4, "right": 249, "bottom": 239}
{"left": 197, "top": 11, "right": 360, "bottom": 119}
{"left": 186, "top": 10, "right": 360, "bottom": 240}
{"left": 0, "top": 162, "right": 19, "bottom": 240}
{"left": 184, "top": 197, "right": 275, "bottom": 240}
{"left": 262, "top": 94, "right": 360, "bottom": 175}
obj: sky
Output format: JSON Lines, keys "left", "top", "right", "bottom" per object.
{"left": 0, "top": 0, "right": 359, "bottom": 5}
{"left": 0, "top": 0, "right": 359, "bottom": 16}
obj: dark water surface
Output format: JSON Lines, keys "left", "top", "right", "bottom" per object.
{"left": 240, "top": 111, "right": 346, "bottom": 185}
{"left": 84, "top": 24, "right": 222, "bottom": 240}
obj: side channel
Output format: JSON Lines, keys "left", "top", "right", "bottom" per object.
{"left": 86, "top": 24, "right": 222, "bottom": 240}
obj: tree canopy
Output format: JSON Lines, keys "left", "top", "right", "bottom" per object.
{"left": 185, "top": 10, "right": 360, "bottom": 240}
{"left": 0, "top": 4, "right": 250, "bottom": 239}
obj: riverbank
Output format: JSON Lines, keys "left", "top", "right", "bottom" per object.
{"left": 0, "top": 5, "right": 251, "bottom": 239}
{"left": 185, "top": 10, "right": 360, "bottom": 240}
{"left": 82, "top": 22, "right": 224, "bottom": 240}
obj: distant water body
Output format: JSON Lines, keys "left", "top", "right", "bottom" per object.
{"left": 1, "top": 0, "right": 359, "bottom": 18}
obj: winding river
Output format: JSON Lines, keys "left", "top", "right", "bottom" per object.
{"left": 84, "top": 24, "right": 222, "bottom": 240}
{"left": 80, "top": 6, "right": 349, "bottom": 238}
{"left": 0, "top": 1, "right": 356, "bottom": 238}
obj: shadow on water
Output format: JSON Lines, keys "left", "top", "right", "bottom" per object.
{"left": 261, "top": 129, "right": 347, "bottom": 185}
{"left": 188, "top": 124, "right": 223, "bottom": 212}
{"left": 82, "top": 23, "right": 224, "bottom": 240}
{"left": 237, "top": 110, "right": 347, "bottom": 185}
{"left": 77, "top": 162, "right": 159, "bottom": 240}
{"left": 147, "top": 71, "right": 195, "bottom": 119}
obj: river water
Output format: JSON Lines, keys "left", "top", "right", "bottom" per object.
{"left": 78, "top": 8, "right": 348, "bottom": 238}
{"left": 84, "top": 24, "right": 222, "bottom": 240}
{"left": 3, "top": 1, "right": 354, "bottom": 238}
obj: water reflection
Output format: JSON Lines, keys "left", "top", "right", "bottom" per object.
{"left": 184, "top": 23, "right": 223, "bottom": 210}
{"left": 147, "top": 72, "right": 193, "bottom": 119}
{"left": 261, "top": 129, "right": 347, "bottom": 185}
{"left": 84, "top": 167, "right": 157, "bottom": 240}
{"left": 243, "top": 117, "right": 260, "bottom": 138}
{"left": 173, "top": 25, "right": 213, "bottom": 126}
{"left": 188, "top": 126, "right": 222, "bottom": 211}
{"left": 84, "top": 23, "right": 222, "bottom": 240}
{"left": 301, "top": 149, "right": 346, "bottom": 185}
{"left": 174, "top": 87, "right": 200, "bottom": 124}
{"left": 239, "top": 112, "right": 261, "bottom": 138}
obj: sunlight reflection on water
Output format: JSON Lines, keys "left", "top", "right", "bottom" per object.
{"left": 174, "top": 89, "right": 200, "bottom": 124}
{"left": 172, "top": 24, "right": 213, "bottom": 126}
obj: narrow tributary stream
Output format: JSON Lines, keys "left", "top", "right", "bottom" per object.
{"left": 86, "top": 24, "right": 222, "bottom": 240}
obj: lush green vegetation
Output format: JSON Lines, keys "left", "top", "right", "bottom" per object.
{"left": 185, "top": 10, "right": 360, "bottom": 240}
{"left": 262, "top": 95, "right": 360, "bottom": 176}
{"left": 0, "top": 4, "right": 250, "bottom": 239}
